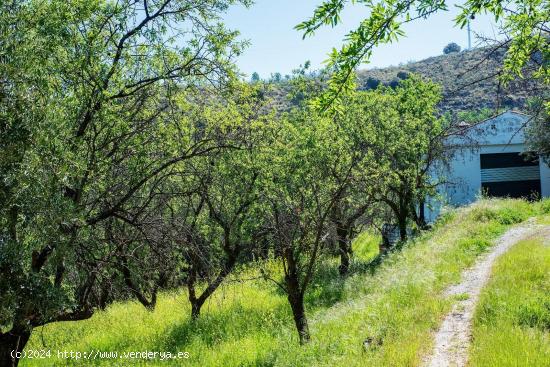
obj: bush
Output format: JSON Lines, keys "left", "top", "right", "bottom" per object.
{"left": 539, "top": 198, "right": 550, "bottom": 214}
{"left": 396, "top": 71, "right": 409, "bottom": 80}
{"left": 388, "top": 78, "right": 400, "bottom": 89}
{"left": 365, "top": 76, "right": 381, "bottom": 89}
{"left": 468, "top": 201, "right": 531, "bottom": 225}
{"left": 443, "top": 42, "right": 461, "bottom": 54}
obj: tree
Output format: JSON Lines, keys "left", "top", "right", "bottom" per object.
{"left": 259, "top": 72, "right": 377, "bottom": 341}
{"left": 251, "top": 72, "right": 260, "bottom": 82}
{"left": 526, "top": 98, "right": 550, "bottom": 163}
{"left": 271, "top": 72, "right": 283, "bottom": 83}
{"left": 443, "top": 42, "right": 461, "bottom": 54}
{"left": 388, "top": 78, "right": 401, "bottom": 89}
{"left": 397, "top": 70, "right": 410, "bottom": 80}
{"left": 371, "top": 76, "right": 448, "bottom": 240}
{"left": 296, "top": 0, "right": 549, "bottom": 111}
{"left": 0, "top": 0, "right": 249, "bottom": 364}
{"left": 179, "top": 84, "right": 273, "bottom": 319}
{"left": 365, "top": 76, "right": 381, "bottom": 89}
{"left": 260, "top": 110, "right": 342, "bottom": 344}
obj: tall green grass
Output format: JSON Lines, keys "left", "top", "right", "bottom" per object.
{"left": 22, "top": 199, "right": 546, "bottom": 366}
{"left": 469, "top": 235, "right": 550, "bottom": 367}
{"left": 351, "top": 230, "right": 380, "bottom": 262}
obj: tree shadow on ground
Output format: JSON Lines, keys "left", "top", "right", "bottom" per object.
{"left": 157, "top": 242, "right": 411, "bottom": 356}
{"left": 155, "top": 301, "right": 290, "bottom": 352}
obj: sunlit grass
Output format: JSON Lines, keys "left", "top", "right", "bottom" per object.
{"left": 352, "top": 230, "right": 380, "bottom": 262}
{"left": 23, "top": 198, "right": 547, "bottom": 366}
{"left": 469, "top": 235, "right": 550, "bottom": 367}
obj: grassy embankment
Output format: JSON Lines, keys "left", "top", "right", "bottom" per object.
{"left": 469, "top": 224, "right": 550, "bottom": 366}
{"left": 23, "top": 199, "right": 550, "bottom": 366}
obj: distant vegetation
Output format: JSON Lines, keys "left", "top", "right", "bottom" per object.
{"left": 266, "top": 46, "right": 543, "bottom": 117}
{"left": 443, "top": 42, "right": 461, "bottom": 54}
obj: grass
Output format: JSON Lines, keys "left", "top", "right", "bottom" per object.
{"left": 351, "top": 230, "right": 380, "bottom": 262}
{"left": 469, "top": 234, "right": 550, "bottom": 367}
{"left": 23, "top": 199, "right": 548, "bottom": 366}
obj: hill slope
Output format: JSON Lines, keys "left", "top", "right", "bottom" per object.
{"left": 356, "top": 47, "right": 541, "bottom": 112}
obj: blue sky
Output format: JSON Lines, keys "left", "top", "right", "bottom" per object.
{"left": 223, "top": 0, "right": 502, "bottom": 78}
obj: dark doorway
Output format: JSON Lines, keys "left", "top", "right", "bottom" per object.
{"left": 480, "top": 152, "right": 541, "bottom": 199}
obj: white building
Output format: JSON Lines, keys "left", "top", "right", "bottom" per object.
{"left": 427, "top": 111, "right": 550, "bottom": 221}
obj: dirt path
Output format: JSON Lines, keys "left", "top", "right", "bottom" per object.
{"left": 424, "top": 221, "right": 545, "bottom": 367}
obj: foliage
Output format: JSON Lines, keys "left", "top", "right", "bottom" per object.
{"left": 443, "top": 42, "right": 461, "bottom": 54}
{"left": 455, "top": 108, "right": 499, "bottom": 124}
{"left": 396, "top": 70, "right": 409, "bottom": 80}
{"left": 365, "top": 76, "right": 448, "bottom": 238}
{"left": 365, "top": 76, "right": 381, "bottom": 89}
{"left": 355, "top": 47, "right": 542, "bottom": 113}
{"left": 271, "top": 72, "right": 283, "bottom": 83}
{"left": 351, "top": 231, "right": 380, "bottom": 262}
{"left": 526, "top": 99, "right": 550, "bottom": 163}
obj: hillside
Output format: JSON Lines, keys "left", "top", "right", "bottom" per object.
{"left": 267, "top": 46, "right": 542, "bottom": 114}
{"left": 23, "top": 199, "right": 550, "bottom": 366}
{"left": 356, "top": 47, "right": 541, "bottom": 113}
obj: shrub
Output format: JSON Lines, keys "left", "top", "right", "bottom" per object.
{"left": 365, "top": 76, "right": 381, "bottom": 89}
{"left": 539, "top": 198, "right": 550, "bottom": 214}
{"left": 396, "top": 71, "right": 409, "bottom": 80}
{"left": 443, "top": 42, "right": 461, "bottom": 54}
{"left": 388, "top": 78, "right": 400, "bottom": 89}
{"left": 468, "top": 201, "right": 530, "bottom": 225}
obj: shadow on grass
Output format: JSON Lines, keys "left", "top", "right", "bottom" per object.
{"left": 156, "top": 232, "right": 432, "bottom": 355}
{"left": 155, "top": 301, "right": 290, "bottom": 352}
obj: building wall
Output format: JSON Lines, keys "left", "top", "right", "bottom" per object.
{"left": 541, "top": 159, "right": 550, "bottom": 198}
{"left": 426, "top": 111, "right": 550, "bottom": 222}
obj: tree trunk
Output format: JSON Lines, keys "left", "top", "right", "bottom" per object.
{"left": 398, "top": 215, "right": 407, "bottom": 241}
{"left": 283, "top": 247, "right": 311, "bottom": 344}
{"left": 335, "top": 220, "right": 352, "bottom": 276}
{"left": 0, "top": 329, "right": 31, "bottom": 367}
{"left": 187, "top": 255, "right": 236, "bottom": 320}
{"left": 190, "top": 298, "right": 205, "bottom": 320}
{"left": 338, "top": 243, "right": 350, "bottom": 276}
{"left": 288, "top": 292, "right": 310, "bottom": 345}
{"left": 418, "top": 199, "right": 427, "bottom": 229}
{"left": 187, "top": 270, "right": 203, "bottom": 320}
{"left": 336, "top": 231, "right": 353, "bottom": 276}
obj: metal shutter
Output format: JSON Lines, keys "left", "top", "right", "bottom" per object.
{"left": 480, "top": 153, "right": 541, "bottom": 198}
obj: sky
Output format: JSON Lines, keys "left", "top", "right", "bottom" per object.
{"left": 223, "top": 0, "right": 503, "bottom": 78}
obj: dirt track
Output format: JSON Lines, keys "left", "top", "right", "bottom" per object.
{"left": 424, "top": 221, "right": 547, "bottom": 367}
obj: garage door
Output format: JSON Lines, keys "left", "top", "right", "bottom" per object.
{"left": 480, "top": 152, "right": 541, "bottom": 198}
